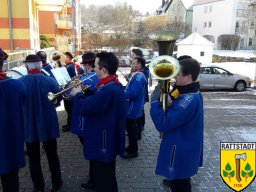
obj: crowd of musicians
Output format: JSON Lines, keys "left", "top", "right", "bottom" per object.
{"left": 0, "top": 47, "right": 204, "bottom": 192}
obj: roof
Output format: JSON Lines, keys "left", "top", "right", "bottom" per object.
{"left": 194, "top": 0, "right": 224, "bottom": 6}
{"left": 156, "top": 0, "right": 173, "bottom": 15}
{"left": 176, "top": 32, "right": 214, "bottom": 46}
{"left": 181, "top": 0, "right": 195, "bottom": 10}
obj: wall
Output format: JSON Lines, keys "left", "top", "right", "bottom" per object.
{"left": 0, "top": 0, "right": 31, "bottom": 52}
{"left": 192, "top": 0, "right": 235, "bottom": 47}
{"left": 177, "top": 44, "right": 213, "bottom": 63}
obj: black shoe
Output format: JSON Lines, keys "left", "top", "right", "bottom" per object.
{"left": 81, "top": 181, "right": 95, "bottom": 190}
{"left": 162, "top": 179, "right": 172, "bottom": 187}
{"left": 51, "top": 180, "right": 63, "bottom": 192}
{"left": 62, "top": 125, "right": 70, "bottom": 132}
{"left": 123, "top": 152, "right": 138, "bottom": 159}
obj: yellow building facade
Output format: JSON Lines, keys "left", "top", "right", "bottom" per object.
{"left": 0, "top": 0, "right": 81, "bottom": 53}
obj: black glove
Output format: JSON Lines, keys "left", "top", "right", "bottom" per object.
{"left": 151, "top": 82, "right": 161, "bottom": 101}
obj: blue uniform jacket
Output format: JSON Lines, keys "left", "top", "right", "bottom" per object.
{"left": 150, "top": 92, "right": 204, "bottom": 180}
{"left": 42, "top": 63, "right": 54, "bottom": 78}
{"left": 71, "top": 72, "right": 98, "bottom": 136}
{"left": 125, "top": 72, "right": 147, "bottom": 119}
{"left": 66, "top": 63, "right": 76, "bottom": 78}
{"left": 0, "top": 78, "right": 26, "bottom": 173}
{"left": 73, "top": 81, "right": 125, "bottom": 163}
{"left": 20, "top": 74, "right": 61, "bottom": 143}
{"left": 142, "top": 67, "right": 149, "bottom": 102}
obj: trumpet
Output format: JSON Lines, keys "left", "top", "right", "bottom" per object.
{"left": 48, "top": 73, "right": 96, "bottom": 102}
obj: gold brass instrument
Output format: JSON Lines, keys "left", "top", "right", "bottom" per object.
{"left": 149, "top": 55, "right": 180, "bottom": 138}
{"left": 48, "top": 73, "right": 96, "bottom": 102}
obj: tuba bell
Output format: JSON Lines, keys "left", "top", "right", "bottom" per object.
{"left": 51, "top": 52, "right": 63, "bottom": 68}
{"left": 149, "top": 55, "right": 180, "bottom": 81}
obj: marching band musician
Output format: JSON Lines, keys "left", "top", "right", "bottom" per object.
{"left": 36, "top": 51, "right": 55, "bottom": 78}
{"left": 123, "top": 57, "right": 147, "bottom": 158}
{"left": 71, "top": 52, "right": 125, "bottom": 192}
{"left": 0, "top": 48, "right": 26, "bottom": 192}
{"left": 130, "top": 49, "right": 149, "bottom": 139}
{"left": 150, "top": 58, "right": 204, "bottom": 192}
{"left": 62, "top": 52, "right": 76, "bottom": 132}
{"left": 71, "top": 52, "right": 98, "bottom": 190}
{"left": 20, "top": 54, "right": 63, "bottom": 192}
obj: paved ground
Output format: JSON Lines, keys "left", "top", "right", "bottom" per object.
{"left": 1, "top": 88, "right": 256, "bottom": 192}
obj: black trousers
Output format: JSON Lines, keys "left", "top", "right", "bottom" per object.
{"left": 91, "top": 160, "right": 117, "bottom": 192}
{"left": 1, "top": 169, "right": 19, "bottom": 192}
{"left": 77, "top": 136, "right": 93, "bottom": 183}
{"left": 26, "top": 139, "right": 62, "bottom": 190}
{"left": 170, "top": 178, "right": 191, "bottom": 192}
{"left": 126, "top": 118, "right": 138, "bottom": 153}
{"left": 64, "top": 99, "right": 73, "bottom": 127}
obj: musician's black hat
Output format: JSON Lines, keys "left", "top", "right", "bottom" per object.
{"left": 24, "top": 54, "right": 42, "bottom": 63}
{"left": 36, "top": 51, "right": 47, "bottom": 62}
{"left": 0, "top": 48, "right": 8, "bottom": 62}
{"left": 64, "top": 52, "right": 74, "bottom": 59}
{"left": 81, "top": 52, "right": 96, "bottom": 65}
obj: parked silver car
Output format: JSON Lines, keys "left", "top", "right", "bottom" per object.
{"left": 198, "top": 65, "right": 252, "bottom": 91}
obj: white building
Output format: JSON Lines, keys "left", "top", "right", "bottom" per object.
{"left": 192, "top": 0, "right": 255, "bottom": 50}
{"left": 176, "top": 32, "right": 214, "bottom": 63}
{"left": 166, "top": 0, "right": 195, "bottom": 36}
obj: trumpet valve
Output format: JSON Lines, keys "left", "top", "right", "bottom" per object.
{"left": 48, "top": 92, "right": 55, "bottom": 102}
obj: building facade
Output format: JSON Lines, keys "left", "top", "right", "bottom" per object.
{"left": 0, "top": 0, "right": 81, "bottom": 53}
{"left": 192, "top": 0, "right": 255, "bottom": 50}
{"left": 166, "top": 0, "right": 195, "bottom": 37}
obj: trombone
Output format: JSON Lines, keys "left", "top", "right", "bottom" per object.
{"left": 48, "top": 73, "right": 96, "bottom": 102}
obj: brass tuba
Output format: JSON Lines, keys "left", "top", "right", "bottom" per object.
{"left": 149, "top": 56, "right": 180, "bottom": 138}
{"left": 51, "top": 52, "right": 63, "bottom": 68}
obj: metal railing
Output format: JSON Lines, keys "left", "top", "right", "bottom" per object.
{"left": 3, "top": 47, "right": 56, "bottom": 71}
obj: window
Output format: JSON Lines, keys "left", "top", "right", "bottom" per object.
{"left": 236, "top": 21, "right": 239, "bottom": 28}
{"left": 200, "top": 67, "right": 211, "bottom": 74}
{"left": 209, "top": 5, "right": 212, "bottom": 12}
{"left": 204, "top": 6, "right": 208, "bottom": 13}
{"left": 208, "top": 21, "right": 212, "bottom": 28}
{"left": 213, "top": 68, "right": 228, "bottom": 75}
{"left": 250, "top": 21, "right": 254, "bottom": 29}
{"left": 248, "top": 38, "right": 253, "bottom": 46}
{"left": 204, "top": 22, "right": 207, "bottom": 28}
{"left": 200, "top": 51, "right": 205, "bottom": 56}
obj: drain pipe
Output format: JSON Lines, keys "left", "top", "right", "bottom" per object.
{"left": 8, "top": 0, "right": 14, "bottom": 52}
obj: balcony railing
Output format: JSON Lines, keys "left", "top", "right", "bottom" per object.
{"left": 56, "top": 15, "right": 72, "bottom": 29}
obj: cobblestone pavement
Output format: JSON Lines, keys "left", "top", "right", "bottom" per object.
{"left": 2, "top": 90, "right": 256, "bottom": 192}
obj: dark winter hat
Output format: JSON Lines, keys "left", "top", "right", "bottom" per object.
{"left": 36, "top": 51, "right": 47, "bottom": 62}
{"left": 81, "top": 52, "right": 96, "bottom": 65}
{"left": 24, "top": 54, "right": 42, "bottom": 63}
{"left": 64, "top": 52, "right": 74, "bottom": 59}
{"left": 0, "top": 48, "right": 8, "bottom": 62}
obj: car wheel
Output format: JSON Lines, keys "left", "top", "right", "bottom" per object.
{"left": 234, "top": 80, "right": 246, "bottom": 92}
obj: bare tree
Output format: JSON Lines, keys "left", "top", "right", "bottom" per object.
{"left": 80, "top": 3, "right": 139, "bottom": 55}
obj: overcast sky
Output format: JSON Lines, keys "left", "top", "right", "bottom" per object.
{"left": 80, "top": 0, "right": 161, "bottom": 14}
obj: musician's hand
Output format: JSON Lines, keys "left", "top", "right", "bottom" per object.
{"left": 151, "top": 83, "right": 161, "bottom": 102}
{"left": 167, "top": 95, "right": 173, "bottom": 108}
{"left": 70, "top": 85, "right": 81, "bottom": 96}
